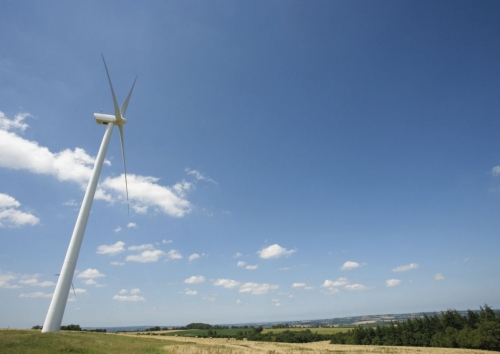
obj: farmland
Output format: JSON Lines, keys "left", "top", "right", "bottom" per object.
{"left": 0, "top": 330, "right": 495, "bottom": 354}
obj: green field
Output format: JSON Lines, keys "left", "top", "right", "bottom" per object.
{"left": 262, "top": 327, "right": 353, "bottom": 334}
{"left": 159, "top": 328, "right": 244, "bottom": 337}
{"left": 155, "top": 326, "right": 353, "bottom": 337}
{"left": 0, "top": 330, "right": 182, "bottom": 354}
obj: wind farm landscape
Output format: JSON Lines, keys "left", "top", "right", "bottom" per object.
{"left": 1, "top": 1, "right": 500, "bottom": 353}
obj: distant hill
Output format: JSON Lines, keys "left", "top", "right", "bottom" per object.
{"left": 84, "top": 309, "right": 499, "bottom": 332}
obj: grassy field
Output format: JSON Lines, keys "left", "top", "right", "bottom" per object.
{"left": 262, "top": 327, "right": 353, "bottom": 334}
{"left": 0, "top": 329, "right": 182, "bottom": 354}
{"left": 149, "top": 327, "right": 352, "bottom": 337}
{"left": 1, "top": 329, "right": 495, "bottom": 354}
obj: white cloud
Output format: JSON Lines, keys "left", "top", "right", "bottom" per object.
{"left": 322, "top": 277, "right": 349, "bottom": 287}
{"left": 127, "top": 222, "right": 137, "bottom": 228}
{"left": 130, "top": 288, "right": 140, "bottom": 294}
{"left": 119, "top": 289, "right": 128, "bottom": 294}
{"left": 165, "top": 249, "right": 182, "bottom": 260}
{"left": 77, "top": 268, "right": 105, "bottom": 279}
{"left": 0, "top": 271, "right": 21, "bottom": 289}
{"left": 233, "top": 252, "right": 242, "bottom": 258}
{"left": 237, "top": 261, "right": 246, "bottom": 267}
{"left": 19, "top": 291, "right": 53, "bottom": 298}
{"left": 258, "top": 244, "right": 296, "bottom": 259}
{"left": 185, "top": 290, "right": 198, "bottom": 296}
{"left": 212, "top": 279, "right": 240, "bottom": 289}
{"left": 113, "top": 295, "right": 145, "bottom": 301}
{"left": 245, "top": 265, "right": 258, "bottom": 270}
{"left": 321, "top": 287, "right": 340, "bottom": 295}
{"left": 0, "top": 112, "right": 193, "bottom": 217}
{"left": 18, "top": 278, "right": 55, "bottom": 287}
{"left": 189, "top": 253, "right": 200, "bottom": 261}
{"left": 185, "top": 168, "right": 216, "bottom": 184}
{"left": 63, "top": 199, "right": 78, "bottom": 207}
{"left": 345, "top": 284, "right": 370, "bottom": 291}
{"left": 96, "top": 241, "right": 125, "bottom": 256}
{"left": 273, "top": 302, "right": 281, "bottom": 307}
{"left": 110, "top": 261, "right": 124, "bottom": 266}
{"left": 392, "top": 263, "right": 420, "bottom": 272}
{"left": 278, "top": 267, "right": 290, "bottom": 271}
{"left": 0, "top": 112, "right": 30, "bottom": 132}
{"left": 492, "top": 166, "right": 500, "bottom": 176}
{"left": 292, "top": 283, "right": 306, "bottom": 288}
{"left": 340, "top": 261, "right": 361, "bottom": 270}
{"left": 433, "top": 273, "right": 445, "bottom": 280}
{"left": 184, "top": 276, "right": 206, "bottom": 284}
{"left": 82, "top": 279, "right": 104, "bottom": 287}
{"left": 127, "top": 244, "right": 153, "bottom": 251}
{"left": 236, "top": 299, "right": 242, "bottom": 305}
{"left": 304, "top": 286, "right": 314, "bottom": 290}
{"left": 0, "top": 193, "right": 39, "bottom": 228}
{"left": 162, "top": 239, "right": 173, "bottom": 244}
{"left": 386, "top": 279, "right": 401, "bottom": 287}
{"left": 73, "top": 288, "right": 87, "bottom": 294}
{"left": 126, "top": 250, "right": 166, "bottom": 263}
{"left": 239, "top": 282, "right": 279, "bottom": 295}
{"left": 114, "top": 227, "right": 122, "bottom": 232}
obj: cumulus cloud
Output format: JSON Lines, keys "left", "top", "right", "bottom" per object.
{"left": 77, "top": 268, "right": 105, "bottom": 279}
{"left": 233, "top": 252, "right": 242, "bottom": 258}
{"left": 82, "top": 279, "right": 104, "bottom": 287}
{"left": 386, "top": 279, "right": 401, "bottom": 287}
{"left": 74, "top": 288, "right": 87, "bottom": 294}
{"left": 392, "top": 263, "right": 420, "bottom": 272}
{"left": 212, "top": 279, "right": 240, "bottom": 289}
{"left": 126, "top": 250, "right": 166, "bottom": 263}
{"left": 185, "top": 290, "right": 198, "bottom": 296}
{"left": 165, "top": 249, "right": 182, "bottom": 260}
{"left": 96, "top": 241, "right": 125, "bottom": 255}
{"left": 433, "top": 273, "right": 445, "bottom": 280}
{"left": 19, "top": 291, "right": 53, "bottom": 298}
{"left": 119, "top": 289, "right": 128, "bottom": 294}
{"left": 0, "top": 193, "right": 39, "bottom": 228}
{"left": 18, "top": 278, "right": 55, "bottom": 287}
{"left": 130, "top": 288, "right": 140, "bottom": 294}
{"left": 110, "top": 261, "right": 124, "bottom": 266}
{"left": 184, "top": 276, "right": 206, "bottom": 284}
{"left": 0, "top": 112, "right": 193, "bottom": 218}
{"left": 189, "top": 253, "right": 200, "bottom": 261}
{"left": 239, "top": 282, "right": 279, "bottom": 295}
{"left": 245, "top": 265, "right": 258, "bottom": 270}
{"left": 114, "top": 227, "right": 122, "bottom": 232}
{"left": 127, "top": 244, "right": 153, "bottom": 251}
{"left": 340, "top": 261, "right": 361, "bottom": 270}
{"left": 185, "top": 168, "right": 216, "bottom": 184}
{"left": 492, "top": 166, "right": 500, "bottom": 176}
{"left": 322, "top": 277, "right": 349, "bottom": 287}
{"left": 292, "top": 283, "right": 306, "bottom": 288}
{"left": 321, "top": 287, "right": 340, "bottom": 295}
{"left": 162, "top": 239, "right": 173, "bottom": 244}
{"left": 113, "top": 295, "right": 145, "bottom": 301}
{"left": 345, "top": 284, "right": 370, "bottom": 291}
{"left": 127, "top": 222, "right": 137, "bottom": 228}
{"left": 258, "top": 244, "right": 296, "bottom": 259}
{"left": 237, "top": 261, "right": 246, "bottom": 267}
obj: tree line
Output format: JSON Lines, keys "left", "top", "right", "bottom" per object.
{"left": 330, "top": 305, "right": 500, "bottom": 351}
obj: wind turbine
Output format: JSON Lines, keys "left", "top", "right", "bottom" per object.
{"left": 42, "top": 56, "right": 136, "bottom": 333}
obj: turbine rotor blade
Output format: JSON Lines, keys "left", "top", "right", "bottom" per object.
{"left": 101, "top": 55, "right": 122, "bottom": 122}
{"left": 71, "top": 282, "right": 76, "bottom": 298}
{"left": 121, "top": 77, "right": 137, "bottom": 117}
{"left": 118, "top": 125, "right": 130, "bottom": 214}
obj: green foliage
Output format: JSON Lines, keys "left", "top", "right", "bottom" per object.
{"left": 60, "top": 324, "right": 81, "bottom": 331}
{"left": 330, "top": 305, "right": 500, "bottom": 351}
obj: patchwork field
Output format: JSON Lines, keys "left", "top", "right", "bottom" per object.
{"left": 0, "top": 330, "right": 495, "bottom": 354}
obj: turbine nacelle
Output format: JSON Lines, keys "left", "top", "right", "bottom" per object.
{"left": 94, "top": 113, "right": 128, "bottom": 125}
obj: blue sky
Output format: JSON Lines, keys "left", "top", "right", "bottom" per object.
{"left": 1, "top": 0, "right": 500, "bottom": 328}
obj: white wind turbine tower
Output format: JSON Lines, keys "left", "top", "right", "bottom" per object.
{"left": 42, "top": 56, "right": 136, "bottom": 333}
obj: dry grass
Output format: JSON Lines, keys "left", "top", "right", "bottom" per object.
{"left": 118, "top": 334, "right": 495, "bottom": 354}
